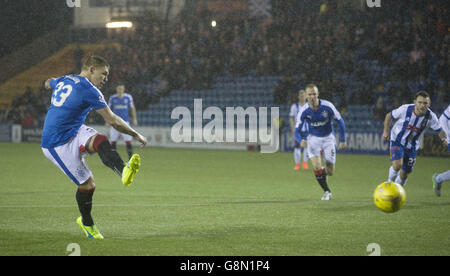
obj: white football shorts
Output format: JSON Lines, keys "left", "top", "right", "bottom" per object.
{"left": 307, "top": 134, "right": 337, "bottom": 164}
{"left": 110, "top": 125, "right": 132, "bottom": 143}
{"left": 42, "top": 125, "right": 98, "bottom": 185}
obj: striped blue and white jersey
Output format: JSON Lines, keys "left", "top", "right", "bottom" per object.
{"left": 390, "top": 104, "right": 441, "bottom": 150}
{"left": 295, "top": 99, "right": 345, "bottom": 142}
{"left": 108, "top": 93, "right": 135, "bottom": 123}
{"left": 289, "top": 103, "right": 301, "bottom": 123}
{"left": 439, "top": 105, "right": 450, "bottom": 150}
{"left": 290, "top": 103, "right": 308, "bottom": 132}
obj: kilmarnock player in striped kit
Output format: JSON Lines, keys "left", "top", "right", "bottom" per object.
{"left": 289, "top": 89, "right": 309, "bottom": 170}
{"left": 432, "top": 104, "right": 450, "bottom": 196}
{"left": 382, "top": 91, "right": 447, "bottom": 187}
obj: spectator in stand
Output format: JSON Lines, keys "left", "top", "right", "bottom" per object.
{"left": 73, "top": 44, "right": 84, "bottom": 72}
{"left": 410, "top": 45, "right": 426, "bottom": 63}
{"left": 21, "top": 109, "right": 35, "bottom": 127}
{"left": 49, "top": 0, "right": 447, "bottom": 115}
{"left": 274, "top": 76, "right": 296, "bottom": 105}
{"left": 373, "top": 96, "right": 387, "bottom": 121}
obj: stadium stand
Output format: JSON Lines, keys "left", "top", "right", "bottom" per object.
{"left": 138, "top": 76, "right": 279, "bottom": 127}
{"left": 0, "top": 0, "right": 448, "bottom": 133}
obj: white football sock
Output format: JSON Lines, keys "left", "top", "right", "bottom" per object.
{"left": 294, "top": 148, "right": 301, "bottom": 164}
{"left": 388, "top": 166, "right": 399, "bottom": 182}
{"left": 395, "top": 175, "right": 407, "bottom": 187}
{"left": 302, "top": 148, "right": 309, "bottom": 162}
{"left": 436, "top": 170, "right": 450, "bottom": 183}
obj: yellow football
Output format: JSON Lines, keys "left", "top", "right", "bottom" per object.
{"left": 374, "top": 182, "right": 406, "bottom": 213}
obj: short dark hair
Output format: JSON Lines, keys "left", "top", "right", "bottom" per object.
{"left": 414, "top": 90, "right": 430, "bottom": 100}
{"left": 82, "top": 55, "right": 110, "bottom": 70}
{"left": 305, "top": 84, "right": 318, "bottom": 91}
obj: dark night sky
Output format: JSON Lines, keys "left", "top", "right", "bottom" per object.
{"left": 0, "top": 0, "right": 73, "bottom": 58}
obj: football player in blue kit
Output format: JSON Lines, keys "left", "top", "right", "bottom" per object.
{"left": 41, "top": 56, "right": 147, "bottom": 239}
{"left": 108, "top": 84, "right": 138, "bottom": 160}
{"left": 295, "top": 84, "right": 347, "bottom": 200}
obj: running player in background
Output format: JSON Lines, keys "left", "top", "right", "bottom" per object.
{"left": 41, "top": 56, "right": 147, "bottom": 239}
{"left": 108, "top": 84, "right": 138, "bottom": 160}
{"left": 432, "top": 104, "right": 450, "bottom": 196}
{"left": 289, "top": 89, "right": 309, "bottom": 170}
{"left": 382, "top": 91, "right": 447, "bottom": 187}
{"left": 295, "top": 84, "right": 347, "bottom": 200}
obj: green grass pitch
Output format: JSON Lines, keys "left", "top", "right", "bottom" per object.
{"left": 0, "top": 142, "right": 449, "bottom": 256}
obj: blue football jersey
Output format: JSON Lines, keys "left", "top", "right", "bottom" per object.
{"left": 295, "top": 100, "right": 346, "bottom": 142}
{"left": 108, "top": 93, "right": 135, "bottom": 122}
{"left": 41, "top": 75, "right": 108, "bottom": 148}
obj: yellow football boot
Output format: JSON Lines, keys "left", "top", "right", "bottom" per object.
{"left": 122, "top": 154, "right": 141, "bottom": 187}
{"left": 76, "top": 217, "right": 104, "bottom": 239}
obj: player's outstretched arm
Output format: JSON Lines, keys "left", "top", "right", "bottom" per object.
{"left": 289, "top": 117, "right": 295, "bottom": 134}
{"left": 96, "top": 107, "right": 147, "bottom": 147}
{"left": 294, "top": 120, "right": 307, "bottom": 147}
{"left": 438, "top": 130, "right": 448, "bottom": 148}
{"left": 131, "top": 106, "right": 138, "bottom": 126}
{"left": 336, "top": 118, "right": 346, "bottom": 149}
{"left": 382, "top": 112, "right": 392, "bottom": 142}
{"left": 294, "top": 126, "right": 307, "bottom": 148}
